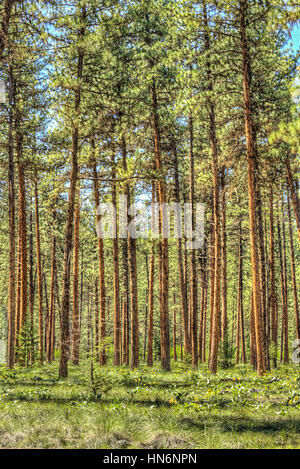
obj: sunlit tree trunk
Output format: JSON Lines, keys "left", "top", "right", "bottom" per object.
{"left": 16, "top": 131, "right": 27, "bottom": 349}
{"left": 189, "top": 115, "right": 198, "bottom": 368}
{"left": 59, "top": 6, "right": 85, "bottom": 378}
{"left": 221, "top": 167, "right": 227, "bottom": 343}
{"left": 7, "top": 64, "right": 16, "bottom": 368}
{"left": 112, "top": 155, "right": 121, "bottom": 366}
{"left": 287, "top": 191, "right": 300, "bottom": 341}
{"left": 121, "top": 135, "right": 130, "bottom": 365}
{"left": 34, "top": 174, "right": 43, "bottom": 364}
{"left": 91, "top": 141, "right": 106, "bottom": 366}
{"left": 150, "top": 76, "right": 170, "bottom": 371}
{"left": 71, "top": 188, "right": 80, "bottom": 365}
{"left": 239, "top": 0, "right": 265, "bottom": 374}
{"left": 172, "top": 142, "right": 190, "bottom": 354}
{"left": 47, "top": 210, "right": 56, "bottom": 363}
{"left": 269, "top": 187, "right": 278, "bottom": 367}
{"left": 203, "top": 3, "right": 221, "bottom": 374}
{"left": 147, "top": 238, "right": 155, "bottom": 367}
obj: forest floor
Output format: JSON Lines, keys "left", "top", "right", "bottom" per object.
{"left": 0, "top": 360, "right": 300, "bottom": 449}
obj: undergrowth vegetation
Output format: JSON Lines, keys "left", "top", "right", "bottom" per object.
{"left": 0, "top": 361, "right": 300, "bottom": 448}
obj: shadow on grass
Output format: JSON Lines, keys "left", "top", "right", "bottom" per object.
{"left": 178, "top": 414, "right": 300, "bottom": 435}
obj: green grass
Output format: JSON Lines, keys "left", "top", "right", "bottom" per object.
{"left": 0, "top": 360, "right": 300, "bottom": 448}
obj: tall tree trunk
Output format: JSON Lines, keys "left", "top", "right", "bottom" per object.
{"left": 238, "top": 219, "right": 246, "bottom": 363}
{"left": 43, "top": 260, "right": 49, "bottom": 356}
{"left": 15, "top": 234, "right": 21, "bottom": 355}
{"left": 281, "top": 200, "right": 289, "bottom": 364}
{"left": 239, "top": 0, "right": 265, "bottom": 374}
{"left": 7, "top": 64, "right": 16, "bottom": 368}
{"left": 112, "top": 155, "right": 121, "bottom": 366}
{"left": 71, "top": 188, "right": 80, "bottom": 365}
{"left": 128, "top": 188, "right": 139, "bottom": 369}
{"left": 221, "top": 167, "right": 227, "bottom": 342}
{"left": 47, "top": 210, "right": 56, "bottom": 363}
{"left": 143, "top": 254, "right": 149, "bottom": 362}
{"left": 29, "top": 209, "right": 35, "bottom": 364}
{"left": 147, "top": 242, "right": 155, "bottom": 367}
{"left": 150, "top": 76, "right": 170, "bottom": 371}
{"left": 16, "top": 131, "right": 27, "bottom": 344}
{"left": 59, "top": 6, "right": 85, "bottom": 378}
{"left": 203, "top": 3, "right": 221, "bottom": 374}
{"left": 94, "top": 278, "right": 99, "bottom": 361}
{"left": 91, "top": 146, "right": 106, "bottom": 366}
{"left": 173, "top": 291, "right": 177, "bottom": 362}
{"left": 198, "top": 237, "right": 207, "bottom": 362}
{"left": 269, "top": 186, "right": 277, "bottom": 366}
{"left": 250, "top": 289, "right": 257, "bottom": 369}
{"left": 34, "top": 175, "right": 43, "bottom": 364}
{"left": 121, "top": 135, "right": 130, "bottom": 365}
{"left": 172, "top": 141, "right": 190, "bottom": 354}
{"left": 287, "top": 190, "right": 300, "bottom": 341}
{"left": 277, "top": 202, "right": 289, "bottom": 364}
{"left": 188, "top": 115, "right": 198, "bottom": 368}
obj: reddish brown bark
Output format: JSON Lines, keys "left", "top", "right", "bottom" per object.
{"left": 150, "top": 76, "right": 170, "bottom": 371}
{"left": 47, "top": 210, "right": 56, "bottom": 363}
{"left": 34, "top": 175, "right": 43, "bottom": 364}
{"left": 269, "top": 187, "right": 278, "bottom": 366}
{"left": 172, "top": 142, "right": 190, "bottom": 354}
{"left": 221, "top": 167, "right": 227, "bottom": 343}
{"left": 7, "top": 64, "right": 16, "bottom": 368}
{"left": 203, "top": 3, "right": 221, "bottom": 374}
{"left": 240, "top": 0, "right": 265, "bottom": 374}
{"left": 287, "top": 191, "right": 300, "bottom": 341}
{"left": 147, "top": 243, "right": 155, "bottom": 367}
{"left": 91, "top": 145, "right": 106, "bottom": 366}
{"left": 71, "top": 190, "right": 80, "bottom": 365}
{"left": 16, "top": 133, "right": 27, "bottom": 341}
{"left": 59, "top": 7, "right": 85, "bottom": 378}
{"left": 189, "top": 115, "right": 198, "bottom": 368}
{"left": 112, "top": 157, "right": 121, "bottom": 366}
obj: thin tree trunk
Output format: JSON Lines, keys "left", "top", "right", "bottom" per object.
{"left": 238, "top": 219, "right": 246, "bottom": 363}
{"left": 34, "top": 175, "right": 43, "bottom": 364}
{"left": 47, "top": 210, "right": 56, "bottom": 363}
{"left": 112, "top": 155, "right": 121, "bottom": 366}
{"left": 269, "top": 186, "right": 277, "bottom": 366}
{"left": 16, "top": 131, "right": 27, "bottom": 361}
{"left": 277, "top": 202, "right": 288, "bottom": 364}
{"left": 203, "top": 3, "right": 221, "bottom": 374}
{"left": 29, "top": 209, "right": 35, "bottom": 364}
{"left": 173, "top": 292, "right": 177, "bottom": 362}
{"left": 147, "top": 243, "right": 155, "bottom": 367}
{"left": 71, "top": 188, "right": 80, "bottom": 365}
{"left": 121, "top": 135, "right": 130, "bottom": 365}
{"left": 150, "top": 76, "right": 170, "bottom": 371}
{"left": 221, "top": 167, "right": 227, "bottom": 343}
{"left": 91, "top": 141, "right": 106, "bottom": 366}
{"left": 7, "top": 64, "right": 16, "bottom": 368}
{"left": 281, "top": 200, "right": 289, "bottom": 364}
{"left": 189, "top": 115, "right": 198, "bottom": 368}
{"left": 143, "top": 254, "right": 149, "bottom": 362}
{"left": 128, "top": 188, "right": 139, "bottom": 369}
{"left": 172, "top": 141, "right": 190, "bottom": 354}
{"left": 287, "top": 190, "right": 300, "bottom": 341}
{"left": 59, "top": 6, "right": 85, "bottom": 378}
